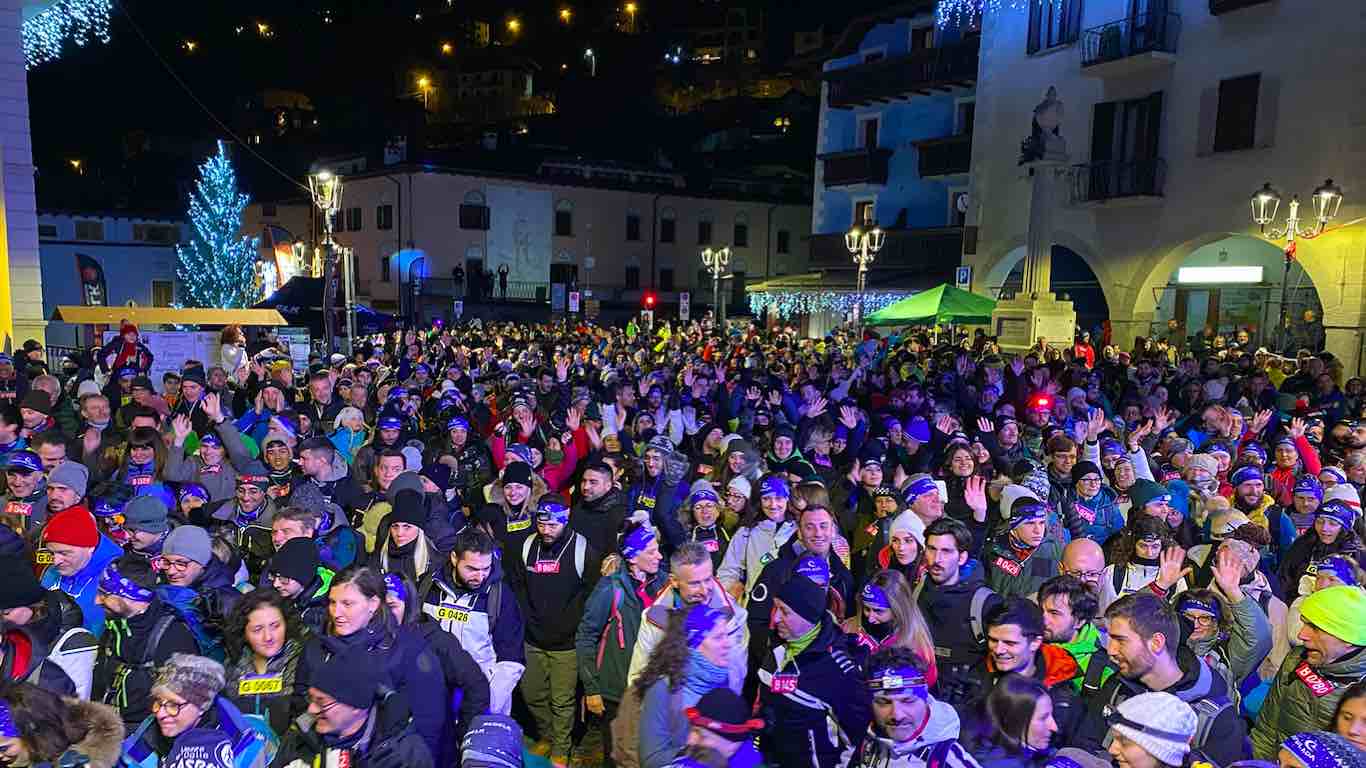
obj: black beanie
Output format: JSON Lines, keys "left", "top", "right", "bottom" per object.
{"left": 390, "top": 489, "right": 427, "bottom": 527}
{"left": 1071, "top": 460, "right": 1103, "bottom": 484}
{"left": 269, "top": 537, "right": 320, "bottom": 586}
{"left": 0, "top": 557, "right": 46, "bottom": 611}
{"left": 311, "top": 646, "right": 380, "bottom": 709}
{"left": 502, "top": 462, "right": 534, "bottom": 489}
{"left": 775, "top": 571, "right": 827, "bottom": 625}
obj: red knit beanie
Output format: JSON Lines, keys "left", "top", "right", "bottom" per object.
{"left": 42, "top": 508, "right": 98, "bottom": 548}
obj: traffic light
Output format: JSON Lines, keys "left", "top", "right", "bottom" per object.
{"left": 643, "top": 291, "right": 657, "bottom": 309}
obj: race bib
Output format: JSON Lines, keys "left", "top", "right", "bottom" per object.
{"left": 434, "top": 604, "right": 471, "bottom": 623}
{"left": 201, "top": 464, "right": 222, "bottom": 475}
{"left": 34, "top": 549, "right": 53, "bottom": 565}
{"left": 533, "top": 560, "right": 561, "bottom": 574}
{"left": 4, "top": 501, "right": 32, "bottom": 517}
{"left": 129, "top": 475, "right": 153, "bottom": 487}
{"left": 994, "top": 556, "right": 1022, "bottom": 577}
{"left": 1075, "top": 505, "right": 1096, "bottom": 524}
{"left": 1295, "top": 662, "right": 1337, "bottom": 697}
{"left": 703, "top": 539, "right": 720, "bottom": 552}
{"left": 237, "top": 675, "right": 284, "bottom": 695}
{"left": 507, "top": 518, "right": 532, "bottom": 532}
{"left": 770, "top": 673, "right": 799, "bottom": 694}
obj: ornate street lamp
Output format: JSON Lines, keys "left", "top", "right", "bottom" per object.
{"left": 701, "top": 246, "right": 731, "bottom": 327}
{"left": 1249, "top": 179, "right": 1343, "bottom": 351}
{"left": 845, "top": 212, "right": 885, "bottom": 322}
{"left": 309, "top": 169, "right": 354, "bottom": 353}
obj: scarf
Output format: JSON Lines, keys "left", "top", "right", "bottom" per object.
{"left": 680, "top": 652, "right": 730, "bottom": 701}
{"left": 784, "top": 622, "right": 822, "bottom": 660}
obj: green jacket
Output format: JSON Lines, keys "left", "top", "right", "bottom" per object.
{"left": 1250, "top": 645, "right": 1366, "bottom": 759}
{"left": 1059, "top": 622, "right": 1111, "bottom": 694}
{"left": 575, "top": 562, "right": 667, "bottom": 703}
{"left": 984, "top": 534, "right": 1063, "bottom": 598}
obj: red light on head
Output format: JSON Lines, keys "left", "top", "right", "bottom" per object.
{"left": 1031, "top": 395, "right": 1052, "bottom": 410}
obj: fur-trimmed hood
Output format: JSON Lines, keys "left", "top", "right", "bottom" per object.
{"left": 66, "top": 698, "right": 124, "bottom": 768}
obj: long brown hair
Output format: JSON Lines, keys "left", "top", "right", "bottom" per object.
{"left": 632, "top": 608, "right": 692, "bottom": 698}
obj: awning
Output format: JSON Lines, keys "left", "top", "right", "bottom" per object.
{"left": 52, "top": 306, "right": 290, "bottom": 326}
{"left": 863, "top": 284, "right": 997, "bottom": 326}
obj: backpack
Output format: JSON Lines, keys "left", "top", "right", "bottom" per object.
{"left": 155, "top": 585, "right": 223, "bottom": 661}
{"left": 521, "top": 531, "right": 589, "bottom": 578}
{"left": 416, "top": 572, "right": 503, "bottom": 629}
{"left": 967, "top": 586, "right": 991, "bottom": 646}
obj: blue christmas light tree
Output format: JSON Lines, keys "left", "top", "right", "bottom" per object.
{"left": 176, "top": 141, "right": 261, "bottom": 308}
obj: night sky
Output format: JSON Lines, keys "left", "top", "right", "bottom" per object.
{"left": 29, "top": 0, "right": 889, "bottom": 215}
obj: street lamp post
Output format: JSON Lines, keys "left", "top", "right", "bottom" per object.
{"left": 701, "top": 246, "right": 730, "bottom": 327}
{"left": 844, "top": 213, "right": 885, "bottom": 323}
{"left": 584, "top": 48, "right": 596, "bottom": 77}
{"left": 1249, "top": 179, "right": 1343, "bottom": 352}
{"left": 310, "top": 170, "right": 355, "bottom": 354}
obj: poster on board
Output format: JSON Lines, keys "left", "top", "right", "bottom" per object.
{"left": 102, "top": 331, "right": 221, "bottom": 387}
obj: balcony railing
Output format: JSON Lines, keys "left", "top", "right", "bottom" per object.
{"left": 915, "top": 134, "right": 972, "bottom": 177}
{"left": 808, "top": 226, "right": 963, "bottom": 270}
{"left": 1070, "top": 158, "right": 1166, "bottom": 204}
{"left": 1081, "top": 12, "right": 1180, "bottom": 69}
{"left": 414, "top": 277, "right": 551, "bottom": 303}
{"left": 820, "top": 148, "right": 893, "bottom": 187}
{"left": 824, "top": 38, "right": 979, "bottom": 109}
{"left": 1209, "top": 0, "right": 1272, "bottom": 15}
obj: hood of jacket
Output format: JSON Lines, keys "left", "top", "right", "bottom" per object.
{"left": 73, "top": 532, "right": 125, "bottom": 583}
{"left": 65, "top": 698, "right": 125, "bottom": 768}
{"left": 488, "top": 472, "right": 549, "bottom": 511}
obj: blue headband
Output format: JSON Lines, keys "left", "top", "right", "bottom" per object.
{"left": 537, "top": 500, "right": 570, "bottom": 525}
{"left": 92, "top": 498, "right": 124, "bottom": 518}
{"left": 1178, "top": 597, "right": 1222, "bottom": 620}
{"left": 198, "top": 432, "right": 222, "bottom": 448}
{"left": 1315, "top": 556, "right": 1359, "bottom": 586}
{"left": 903, "top": 477, "right": 938, "bottom": 504}
{"left": 620, "top": 526, "right": 657, "bottom": 559}
{"left": 1322, "top": 467, "right": 1349, "bottom": 485}
{"left": 865, "top": 663, "right": 928, "bottom": 696}
{"left": 760, "top": 476, "right": 789, "bottom": 499}
{"left": 384, "top": 572, "right": 409, "bottom": 602}
{"left": 99, "top": 567, "right": 153, "bottom": 603}
{"left": 1230, "top": 465, "right": 1264, "bottom": 487}
{"left": 1317, "top": 500, "right": 1357, "bottom": 529}
{"left": 794, "top": 555, "right": 830, "bottom": 586}
{"left": 378, "top": 416, "right": 403, "bottom": 431}
{"left": 1010, "top": 501, "right": 1049, "bottom": 528}
{"left": 178, "top": 484, "right": 210, "bottom": 503}
{"left": 685, "top": 604, "right": 726, "bottom": 649}
{"left": 1295, "top": 476, "right": 1324, "bottom": 501}
{"left": 861, "top": 582, "right": 891, "bottom": 611}
{"left": 1283, "top": 732, "right": 1363, "bottom": 768}
{"left": 447, "top": 416, "right": 471, "bottom": 433}
{"left": 689, "top": 488, "right": 720, "bottom": 506}
{"left": 1240, "top": 443, "right": 1266, "bottom": 461}
{"left": 0, "top": 700, "right": 16, "bottom": 739}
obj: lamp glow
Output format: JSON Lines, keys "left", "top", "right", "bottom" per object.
{"left": 1176, "top": 266, "right": 1264, "bottom": 284}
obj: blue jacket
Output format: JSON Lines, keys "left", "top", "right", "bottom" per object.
{"left": 1068, "top": 485, "right": 1125, "bottom": 544}
{"left": 41, "top": 531, "right": 123, "bottom": 638}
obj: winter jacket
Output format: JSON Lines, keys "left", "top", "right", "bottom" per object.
{"left": 20, "top": 589, "right": 98, "bottom": 699}
{"left": 164, "top": 419, "right": 256, "bottom": 502}
{"left": 628, "top": 580, "right": 749, "bottom": 694}
{"left": 839, "top": 698, "right": 980, "bottom": 768}
{"left": 506, "top": 527, "right": 602, "bottom": 650}
{"left": 1068, "top": 485, "right": 1125, "bottom": 544}
{"left": 0, "top": 480, "right": 48, "bottom": 536}
{"left": 224, "top": 638, "right": 304, "bottom": 738}
{"left": 41, "top": 529, "right": 124, "bottom": 638}
{"left": 757, "top": 617, "right": 871, "bottom": 768}
{"left": 1076, "top": 646, "right": 1249, "bottom": 767}
{"left": 982, "top": 534, "right": 1063, "bottom": 599}
{"left": 570, "top": 488, "right": 629, "bottom": 557}
{"left": 917, "top": 565, "right": 1001, "bottom": 707}
{"left": 0, "top": 625, "right": 76, "bottom": 695}
{"left": 53, "top": 698, "right": 125, "bottom": 768}
{"left": 270, "top": 690, "right": 434, "bottom": 768}
{"left": 1056, "top": 622, "right": 1111, "bottom": 695}
{"left": 408, "top": 620, "right": 491, "bottom": 745}
{"left": 576, "top": 562, "right": 669, "bottom": 703}
{"left": 418, "top": 558, "right": 526, "bottom": 716}
{"left": 967, "top": 645, "right": 1083, "bottom": 746}
{"left": 747, "top": 539, "right": 855, "bottom": 652}
{"left": 92, "top": 598, "right": 200, "bottom": 731}
{"left": 1187, "top": 586, "right": 1275, "bottom": 716}
{"left": 480, "top": 475, "right": 548, "bottom": 554}
{"left": 295, "top": 624, "right": 447, "bottom": 761}
{"left": 121, "top": 695, "right": 273, "bottom": 768}
{"left": 627, "top": 471, "right": 688, "bottom": 557}
{"left": 717, "top": 517, "right": 796, "bottom": 601}
{"left": 1250, "top": 646, "right": 1366, "bottom": 759}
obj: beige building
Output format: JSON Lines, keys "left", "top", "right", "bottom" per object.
{"left": 246, "top": 160, "right": 811, "bottom": 316}
{"left": 962, "top": 0, "right": 1366, "bottom": 369}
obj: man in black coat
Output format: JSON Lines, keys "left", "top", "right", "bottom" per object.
{"left": 570, "top": 460, "right": 627, "bottom": 555}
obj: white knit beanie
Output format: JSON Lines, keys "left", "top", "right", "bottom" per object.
{"left": 1110, "top": 692, "right": 1196, "bottom": 766}
{"left": 889, "top": 509, "right": 925, "bottom": 547}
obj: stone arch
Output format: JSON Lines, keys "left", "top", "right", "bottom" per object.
{"left": 977, "top": 230, "right": 1120, "bottom": 312}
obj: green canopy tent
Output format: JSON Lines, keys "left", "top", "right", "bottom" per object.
{"left": 863, "top": 284, "right": 997, "bottom": 326}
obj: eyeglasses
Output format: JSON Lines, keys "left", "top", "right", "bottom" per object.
{"left": 1063, "top": 568, "right": 1104, "bottom": 581}
{"left": 1078, "top": 476, "right": 1103, "bottom": 484}
{"left": 150, "top": 698, "right": 190, "bottom": 717}
{"left": 1183, "top": 614, "right": 1217, "bottom": 628}
{"left": 307, "top": 696, "right": 340, "bottom": 713}
{"left": 155, "top": 557, "right": 195, "bottom": 572}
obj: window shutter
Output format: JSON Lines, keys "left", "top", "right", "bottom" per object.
{"left": 1254, "top": 74, "right": 1279, "bottom": 149}
{"left": 1027, "top": 0, "right": 1043, "bottom": 53}
{"left": 1195, "top": 85, "right": 1219, "bottom": 156}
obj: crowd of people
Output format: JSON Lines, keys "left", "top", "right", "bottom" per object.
{"left": 1, "top": 316, "right": 1366, "bottom": 768}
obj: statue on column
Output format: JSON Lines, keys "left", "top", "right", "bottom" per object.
{"left": 1019, "top": 86, "right": 1068, "bottom": 165}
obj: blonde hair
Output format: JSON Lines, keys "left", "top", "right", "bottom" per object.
{"left": 380, "top": 525, "right": 431, "bottom": 577}
{"left": 852, "top": 569, "right": 937, "bottom": 679}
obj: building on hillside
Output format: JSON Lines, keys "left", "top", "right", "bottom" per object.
{"left": 246, "top": 157, "right": 811, "bottom": 324}
{"left": 961, "top": 0, "right": 1366, "bottom": 365}
{"left": 784, "top": 2, "right": 977, "bottom": 334}
{"left": 37, "top": 213, "right": 183, "bottom": 347}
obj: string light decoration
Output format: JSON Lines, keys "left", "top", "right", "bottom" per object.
{"left": 23, "top": 0, "right": 113, "bottom": 68}
{"left": 175, "top": 141, "right": 262, "bottom": 308}
{"left": 748, "top": 290, "right": 908, "bottom": 320}
{"left": 935, "top": 0, "right": 1025, "bottom": 30}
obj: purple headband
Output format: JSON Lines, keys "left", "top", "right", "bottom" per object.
{"left": 384, "top": 572, "right": 408, "bottom": 602}
{"left": 760, "top": 476, "right": 790, "bottom": 499}
{"left": 620, "top": 526, "right": 657, "bottom": 560}
{"left": 903, "top": 477, "right": 938, "bottom": 504}
{"left": 1317, "top": 500, "right": 1358, "bottom": 529}
{"left": 1230, "top": 465, "right": 1263, "bottom": 487}
{"left": 536, "top": 499, "right": 571, "bottom": 525}
{"left": 865, "top": 662, "right": 928, "bottom": 696}
{"left": 689, "top": 488, "right": 720, "bottom": 506}
{"left": 1316, "top": 556, "right": 1359, "bottom": 586}
{"left": 860, "top": 582, "right": 891, "bottom": 611}
{"left": 1178, "top": 597, "right": 1221, "bottom": 620}
{"left": 1295, "top": 476, "right": 1324, "bottom": 501}
{"left": 98, "top": 566, "right": 153, "bottom": 603}
{"left": 794, "top": 555, "right": 830, "bottom": 587}
{"left": 0, "top": 700, "right": 16, "bottom": 739}
{"left": 685, "top": 604, "right": 726, "bottom": 649}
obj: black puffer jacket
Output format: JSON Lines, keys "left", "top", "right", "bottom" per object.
{"left": 271, "top": 689, "right": 434, "bottom": 768}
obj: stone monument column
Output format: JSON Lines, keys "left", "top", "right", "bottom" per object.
{"left": 0, "top": 0, "right": 45, "bottom": 349}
